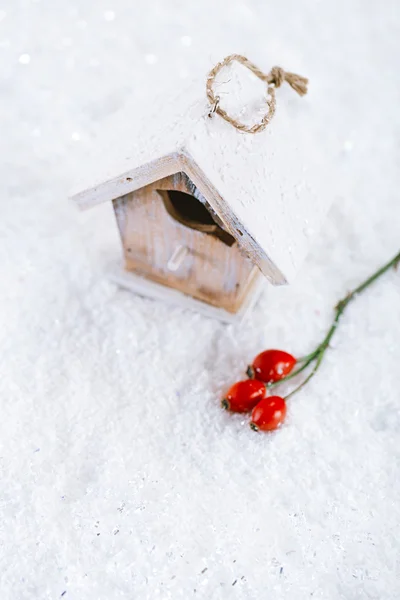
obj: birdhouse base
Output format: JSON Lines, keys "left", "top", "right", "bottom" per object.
{"left": 108, "top": 262, "right": 265, "bottom": 323}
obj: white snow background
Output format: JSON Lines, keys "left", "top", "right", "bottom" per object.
{"left": 1, "top": 1, "right": 400, "bottom": 599}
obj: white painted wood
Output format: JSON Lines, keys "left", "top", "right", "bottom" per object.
{"left": 70, "top": 60, "right": 338, "bottom": 285}
{"left": 180, "top": 152, "right": 286, "bottom": 285}
{"left": 108, "top": 261, "right": 265, "bottom": 324}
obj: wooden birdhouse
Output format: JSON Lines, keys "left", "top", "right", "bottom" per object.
{"left": 71, "top": 55, "right": 333, "bottom": 321}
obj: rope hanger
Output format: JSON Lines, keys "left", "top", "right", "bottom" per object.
{"left": 206, "top": 54, "right": 308, "bottom": 134}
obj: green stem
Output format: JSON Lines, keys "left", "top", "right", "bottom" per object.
{"left": 296, "top": 350, "right": 320, "bottom": 363}
{"left": 267, "top": 354, "right": 316, "bottom": 389}
{"left": 285, "top": 351, "right": 324, "bottom": 400}
{"left": 276, "top": 250, "right": 400, "bottom": 400}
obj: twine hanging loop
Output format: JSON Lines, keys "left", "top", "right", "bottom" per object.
{"left": 206, "top": 54, "right": 308, "bottom": 134}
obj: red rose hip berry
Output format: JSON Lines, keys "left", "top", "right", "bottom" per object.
{"left": 250, "top": 396, "right": 287, "bottom": 431}
{"left": 222, "top": 379, "right": 266, "bottom": 413}
{"left": 247, "top": 349, "right": 296, "bottom": 383}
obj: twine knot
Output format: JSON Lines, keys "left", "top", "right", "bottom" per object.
{"left": 269, "top": 66, "right": 285, "bottom": 89}
{"left": 269, "top": 66, "right": 308, "bottom": 97}
{"left": 206, "top": 54, "right": 308, "bottom": 134}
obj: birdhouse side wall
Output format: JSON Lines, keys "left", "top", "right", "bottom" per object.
{"left": 112, "top": 173, "right": 261, "bottom": 313}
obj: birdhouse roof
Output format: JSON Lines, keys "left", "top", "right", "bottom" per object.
{"left": 70, "top": 69, "right": 335, "bottom": 285}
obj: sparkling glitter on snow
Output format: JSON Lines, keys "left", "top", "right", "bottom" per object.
{"left": 145, "top": 53, "right": 158, "bottom": 65}
{"left": 19, "top": 53, "right": 31, "bottom": 64}
{"left": 343, "top": 140, "right": 354, "bottom": 151}
{"left": 104, "top": 10, "right": 115, "bottom": 21}
{"left": 1, "top": 3, "right": 400, "bottom": 600}
{"left": 181, "top": 35, "right": 192, "bottom": 46}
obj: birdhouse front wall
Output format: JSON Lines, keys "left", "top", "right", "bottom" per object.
{"left": 112, "top": 172, "right": 261, "bottom": 313}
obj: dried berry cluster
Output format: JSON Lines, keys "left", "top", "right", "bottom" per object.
{"left": 222, "top": 349, "right": 295, "bottom": 431}
{"left": 222, "top": 250, "right": 400, "bottom": 433}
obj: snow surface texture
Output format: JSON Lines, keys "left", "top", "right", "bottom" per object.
{"left": 1, "top": 1, "right": 400, "bottom": 599}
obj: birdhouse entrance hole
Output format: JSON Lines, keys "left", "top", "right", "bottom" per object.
{"left": 112, "top": 172, "right": 260, "bottom": 314}
{"left": 159, "top": 189, "right": 235, "bottom": 246}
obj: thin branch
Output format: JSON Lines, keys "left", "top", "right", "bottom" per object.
{"left": 271, "top": 250, "right": 400, "bottom": 400}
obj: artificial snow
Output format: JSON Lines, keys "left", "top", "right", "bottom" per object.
{"left": 1, "top": 1, "right": 400, "bottom": 599}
